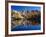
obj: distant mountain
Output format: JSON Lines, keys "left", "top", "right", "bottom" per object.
{"left": 11, "top": 10, "right": 40, "bottom": 20}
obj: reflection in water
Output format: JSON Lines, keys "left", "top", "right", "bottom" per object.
{"left": 11, "top": 19, "right": 40, "bottom": 30}
{"left": 12, "top": 20, "right": 32, "bottom": 25}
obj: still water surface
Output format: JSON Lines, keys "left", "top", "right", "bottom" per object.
{"left": 11, "top": 19, "right": 41, "bottom": 31}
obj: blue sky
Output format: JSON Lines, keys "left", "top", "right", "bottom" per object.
{"left": 11, "top": 6, "right": 41, "bottom": 12}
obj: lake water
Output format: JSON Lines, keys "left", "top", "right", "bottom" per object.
{"left": 11, "top": 20, "right": 41, "bottom": 31}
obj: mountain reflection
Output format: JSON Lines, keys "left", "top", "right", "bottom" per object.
{"left": 11, "top": 19, "right": 40, "bottom": 29}
{"left": 12, "top": 20, "right": 32, "bottom": 25}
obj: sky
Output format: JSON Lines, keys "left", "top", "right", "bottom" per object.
{"left": 11, "top": 6, "right": 41, "bottom": 12}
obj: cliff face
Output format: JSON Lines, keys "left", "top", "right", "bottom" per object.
{"left": 13, "top": 13, "right": 24, "bottom": 19}
{"left": 11, "top": 10, "right": 40, "bottom": 19}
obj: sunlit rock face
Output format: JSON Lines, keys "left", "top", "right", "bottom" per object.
{"left": 11, "top": 10, "right": 24, "bottom": 19}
